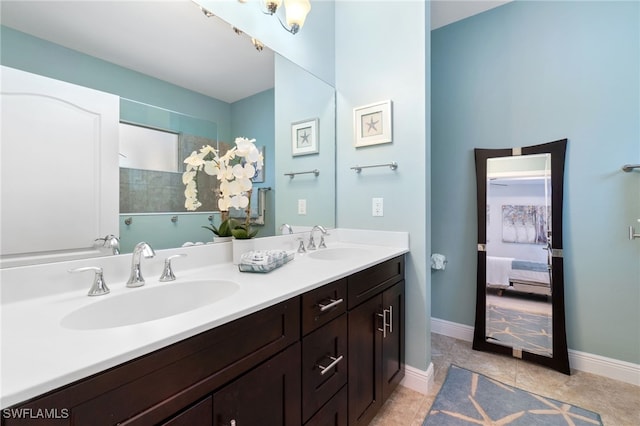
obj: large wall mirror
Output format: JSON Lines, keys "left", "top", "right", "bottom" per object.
{"left": 473, "top": 139, "right": 570, "bottom": 374}
{"left": 0, "top": 0, "right": 336, "bottom": 262}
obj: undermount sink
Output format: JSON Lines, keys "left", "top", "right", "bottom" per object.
{"left": 61, "top": 280, "right": 239, "bottom": 330}
{"left": 307, "top": 247, "right": 370, "bottom": 261}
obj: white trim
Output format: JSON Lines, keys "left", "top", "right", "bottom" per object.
{"left": 568, "top": 349, "right": 640, "bottom": 387}
{"left": 431, "top": 317, "right": 474, "bottom": 342}
{"left": 430, "top": 317, "right": 640, "bottom": 387}
{"left": 400, "top": 363, "right": 434, "bottom": 395}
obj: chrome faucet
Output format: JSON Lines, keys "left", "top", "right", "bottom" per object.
{"left": 127, "top": 242, "right": 155, "bottom": 287}
{"left": 95, "top": 234, "right": 120, "bottom": 255}
{"left": 307, "top": 225, "right": 328, "bottom": 250}
{"left": 279, "top": 223, "right": 294, "bottom": 234}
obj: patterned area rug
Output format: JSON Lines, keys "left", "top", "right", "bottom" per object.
{"left": 423, "top": 365, "right": 603, "bottom": 425}
{"left": 486, "top": 305, "right": 552, "bottom": 356}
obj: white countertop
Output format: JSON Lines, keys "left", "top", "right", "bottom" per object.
{"left": 0, "top": 229, "right": 408, "bottom": 408}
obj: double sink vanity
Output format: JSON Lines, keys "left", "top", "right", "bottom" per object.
{"left": 1, "top": 229, "right": 409, "bottom": 425}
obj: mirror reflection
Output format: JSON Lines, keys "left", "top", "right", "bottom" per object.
{"left": 485, "top": 154, "right": 553, "bottom": 357}
{"left": 473, "top": 140, "right": 570, "bottom": 374}
{"left": 1, "top": 0, "right": 336, "bottom": 262}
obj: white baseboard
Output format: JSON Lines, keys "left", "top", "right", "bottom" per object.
{"left": 401, "top": 362, "right": 434, "bottom": 395}
{"left": 430, "top": 317, "right": 640, "bottom": 387}
{"left": 431, "top": 317, "right": 474, "bottom": 342}
{"left": 568, "top": 348, "right": 640, "bottom": 386}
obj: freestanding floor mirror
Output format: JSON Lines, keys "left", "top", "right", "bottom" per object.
{"left": 473, "top": 139, "right": 570, "bottom": 374}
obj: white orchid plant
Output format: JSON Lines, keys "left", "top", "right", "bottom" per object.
{"left": 183, "top": 137, "right": 263, "bottom": 239}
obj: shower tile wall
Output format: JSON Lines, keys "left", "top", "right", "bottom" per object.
{"left": 119, "top": 134, "right": 226, "bottom": 213}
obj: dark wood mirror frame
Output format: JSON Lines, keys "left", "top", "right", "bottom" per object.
{"left": 473, "top": 139, "right": 570, "bottom": 375}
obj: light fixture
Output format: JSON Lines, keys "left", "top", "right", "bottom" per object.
{"left": 283, "top": 0, "right": 311, "bottom": 34}
{"left": 264, "top": 0, "right": 282, "bottom": 15}
{"left": 199, "top": 5, "right": 214, "bottom": 17}
{"left": 262, "top": 0, "right": 311, "bottom": 35}
{"left": 251, "top": 38, "right": 265, "bottom": 52}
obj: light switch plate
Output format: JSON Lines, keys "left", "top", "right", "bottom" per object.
{"left": 372, "top": 198, "right": 383, "bottom": 216}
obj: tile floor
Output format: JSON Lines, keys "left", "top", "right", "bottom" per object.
{"left": 370, "top": 333, "right": 640, "bottom": 425}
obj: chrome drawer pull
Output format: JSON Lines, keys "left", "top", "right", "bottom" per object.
{"left": 317, "top": 355, "right": 344, "bottom": 375}
{"left": 377, "top": 311, "right": 387, "bottom": 338}
{"left": 377, "top": 307, "right": 392, "bottom": 338}
{"left": 318, "top": 298, "right": 344, "bottom": 312}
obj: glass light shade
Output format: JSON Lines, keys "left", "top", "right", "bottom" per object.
{"left": 284, "top": 0, "right": 311, "bottom": 30}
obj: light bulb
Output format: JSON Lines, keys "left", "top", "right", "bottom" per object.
{"left": 284, "top": 0, "right": 311, "bottom": 34}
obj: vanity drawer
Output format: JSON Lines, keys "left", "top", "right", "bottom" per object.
{"left": 301, "top": 313, "right": 348, "bottom": 423}
{"left": 160, "top": 397, "right": 212, "bottom": 426}
{"left": 301, "top": 278, "right": 347, "bottom": 336}
{"left": 348, "top": 256, "right": 404, "bottom": 309}
{"left": 304, "top": 385, "right": 347, "bottom": 426}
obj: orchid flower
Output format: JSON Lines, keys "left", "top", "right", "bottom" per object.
{"left": 183, "top": 138, "right": 261, "bottom": 239}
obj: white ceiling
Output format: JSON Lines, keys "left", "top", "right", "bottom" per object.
{"left": 431, "top": 1, "right": 512, "bottom": 30}
{"left": 1, "top": 1, "right": 510, "bottom": 102}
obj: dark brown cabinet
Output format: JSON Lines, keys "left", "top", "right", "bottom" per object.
{"left": 161, "top": 397, "right": 213, "bottom": 426}
{"left": 305, "top": 386, "right": 348, "bottom": 426}
{"left": 347, "top": 257, "right": 405, "bottom": 426}
{"left": 2, "top": 256, "right": 405, "bottom": 426}
{"left": 381, "top": 281, "right": 405, "bottom": 402}
{"left": 213, "top": 343, "right": 301, "bottom": 426}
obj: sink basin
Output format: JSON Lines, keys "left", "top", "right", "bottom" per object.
{"left": 307, "top": 247, "right": 370, "bottom": 261}
{"left": 61, "top": 280, "right": 239, "bottom": 330}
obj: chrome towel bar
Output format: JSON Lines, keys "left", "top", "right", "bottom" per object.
{"left": 284, "top": 169, "right": 319, "bottom": 179}
{"left": 351, "top": 161, "right": 398, "bottom": 173}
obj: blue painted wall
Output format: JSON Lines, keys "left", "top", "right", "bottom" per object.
{"left": 432, "top": 1, "right": 640, "bottom": 364}
{"left": 335, "top": 1, "right": 431, "bottom": 372}
{"left": 231, "top": 89, "right": 277, "bottom": 237}
{"left": 274, "top": 54, "right": 336, "bottom": 229}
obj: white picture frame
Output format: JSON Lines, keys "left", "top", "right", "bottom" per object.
{"left": 354, "top": 100, "right": 393, "bottom": 147}
{"left": 291, "top": 118, "right": 319, "bottom": 156}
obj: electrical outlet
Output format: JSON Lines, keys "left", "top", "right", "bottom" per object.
{"left": 298, "top": 199, "right": 307, "bottom": 215}
{"left": 372, "top": 197, "right": 384, "bottom": 216}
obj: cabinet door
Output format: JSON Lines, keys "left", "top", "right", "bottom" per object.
{"left": 347, "top": 296, "right": 383, "bottom": 426}
{"left": 381, "top": 281, "right": 405, "bottom": 401}
{"left": 213, "top": 343, "right": 301, "bottom": 426}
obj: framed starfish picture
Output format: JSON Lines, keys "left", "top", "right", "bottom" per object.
{"left": 354, "top": 100, "right": 392, "bottom": 147}
{"left": 291, "top": 118, "right": 319, "bottom": 156}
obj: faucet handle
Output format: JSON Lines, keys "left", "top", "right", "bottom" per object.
{"left": 318, "top": 234, "right": 327, "bottom": 249}
{"left": 307, "top": 234, "right": 316, "bottom": 251}
{"left": 69, "top": 266, "right": 110, "bottom": 296}
{"left": 94, "top": 234, "right": 120, "bottom": 255}
{"left": 297, "top": 237, "right": 307, "bottom": 254}
{"left": 159, "top": 254, "right": 187, "bottom": 282}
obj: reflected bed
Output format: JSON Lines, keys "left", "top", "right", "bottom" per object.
{"left": 487, "top": 256, "right": 551, "bottom": 296}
